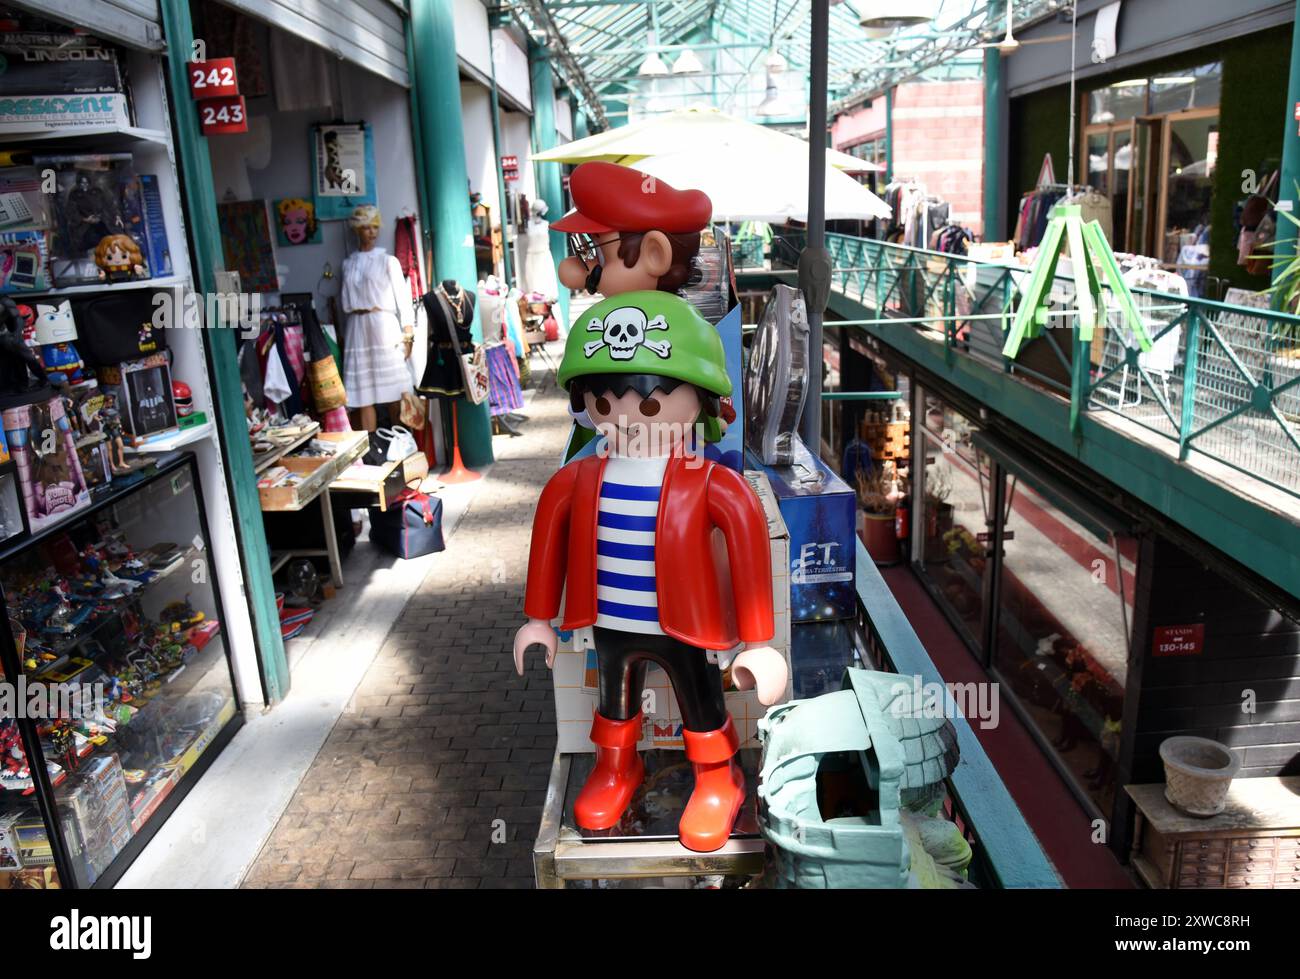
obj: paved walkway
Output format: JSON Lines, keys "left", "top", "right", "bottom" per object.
{"left": 241, "top": 367, "right": 570, "bottom": 889}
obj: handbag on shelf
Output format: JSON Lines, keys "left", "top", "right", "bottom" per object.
{"left": 373, "top": 425, "right": 417, "bottom": 463}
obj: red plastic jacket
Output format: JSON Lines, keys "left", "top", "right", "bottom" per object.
{"left": 524, "top": 454, "right": 775, "bottom": 651}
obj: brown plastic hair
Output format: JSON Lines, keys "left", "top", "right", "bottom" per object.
{"left": 616, "top": 231, "right": 702, "bottom": 293}
{"left": 94, "top": 234, "right": 143, "bottom": 268}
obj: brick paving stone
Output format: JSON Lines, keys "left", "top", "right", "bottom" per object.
{"left": 240, "top": 366, "right": 567, "bottom": 889}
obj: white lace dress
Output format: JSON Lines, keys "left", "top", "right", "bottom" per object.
{"left": 340, "top": 247, "right": 415, "bottom": 408}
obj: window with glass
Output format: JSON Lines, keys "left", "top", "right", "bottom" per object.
{"left": 915, "top": 394, "right": 993, "bottom": 647}
{"left": 0, "top": 458, "right": 239, "bottom": 887}
{"left": 991, "top": 474, "right": 1135, "bottom": 816}
{"left": 1081, "top": 62, "right": 1221, "bottom": 268}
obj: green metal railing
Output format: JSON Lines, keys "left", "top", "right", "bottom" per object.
{"left": 755, "top": 231, "right": 1300, "bottom": 498}
{"left": 853, "top": 539, "right": 1062, "bottom": 889}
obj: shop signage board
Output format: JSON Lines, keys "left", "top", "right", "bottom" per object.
{"left": 501, "top": 155, "right": 519, "bottom": 181}
{"left": 198, "top": 96, "right": 248, "bottom": 135}
{"left": 187, "top": 59, "right": 240, "bottom": 100}
{"left": 1153, "top": 623, "right": 1205, "bottom": 657}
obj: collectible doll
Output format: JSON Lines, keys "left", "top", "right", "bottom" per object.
{"left": 101, "top": 392, "right": 130, "bottom": 473}
{"left": 94, "top": 233, "right": 146, "bottom": 282}
{"left": 513, "top": 289, "right": 788, "bottom": 852}
{"left": 33, "top": 301, "right": 84, "bottom": 386}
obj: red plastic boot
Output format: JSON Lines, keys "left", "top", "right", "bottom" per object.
{"left": 679, "top": 716, "right": 745, "bottom": 852}
{"left": 573, "top": 711, "right": 645, "bottom": 831}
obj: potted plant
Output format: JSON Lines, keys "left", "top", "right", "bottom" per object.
{"left": 856, "top": 466, "right": 905, "bottom": 566}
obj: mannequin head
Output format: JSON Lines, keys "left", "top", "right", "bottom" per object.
{"left": 349, "top": 204, "right": 382, "bottom": 251}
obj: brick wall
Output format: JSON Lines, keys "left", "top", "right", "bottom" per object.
{"left": 890, "top": 80, "right": 985, "bottom": 235}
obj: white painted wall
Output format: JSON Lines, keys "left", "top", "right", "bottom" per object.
{"left": 461, "top": 80, "right": 499, "bottom": 214}
{"left": 453, "top": 0, "right": 492, "bottom": 80}
{"left": 206, "top": 57, "right": 424, "bottom": 321}
{"left": 492, "top": 27, "right": 532, "bottom": 112}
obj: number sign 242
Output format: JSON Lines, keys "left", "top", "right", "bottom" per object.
{"left": 188, "top": 58, "right": 239, "bottom": 99}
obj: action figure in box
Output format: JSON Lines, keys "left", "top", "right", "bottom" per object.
{"left": 513, "top": 289, "right": 788, "bottom": 852}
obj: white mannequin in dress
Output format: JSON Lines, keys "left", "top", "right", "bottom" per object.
{"left": 522, "top": 198, "right": 559, "bottom": 300}
{"left": 340, "top": 205, "right": 415, "bottom": 432}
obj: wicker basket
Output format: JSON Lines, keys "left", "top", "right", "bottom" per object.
{"left": 1159, "top": 736, "right": 1241, "bottom": 817}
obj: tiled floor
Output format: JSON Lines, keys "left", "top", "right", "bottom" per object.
{"left": 240, "top": 366, "right": 572, "bottom": 889}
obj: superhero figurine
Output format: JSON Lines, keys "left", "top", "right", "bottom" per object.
{"left": 513, "top": 289, "right": 788, "bottom": 852}
{"left": 551, "top": 161, "right": 710, "bottom": 299}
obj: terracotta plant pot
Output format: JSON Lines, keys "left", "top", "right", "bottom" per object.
{"left": 859, "top": 510, "right": 899, "bottom": 566}
{"left": 1159, "top": 736, "right": 1241, "bottom": 817}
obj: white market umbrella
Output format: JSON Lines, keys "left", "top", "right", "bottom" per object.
{"left": 532, "top": 106, "right": 881, "bottom": 175}
{"left": 634, "top": 148, "right": 891, "bottom": 223}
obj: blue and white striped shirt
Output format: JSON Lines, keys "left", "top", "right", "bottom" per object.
{"left": 595, "top": 455, "right": 668, "bottom": 635}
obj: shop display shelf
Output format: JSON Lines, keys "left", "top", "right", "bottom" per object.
{"left": 13, "top": 273, "right": 189, "bottom": 301}
{"left": 0, "top": 125, "right": 172, "bottom": 149}
{"left": 0, "top": 454, "right": 189, "bottom": 566}
{"left": 124, "top": 419, "right": 215, "bottom": 455}
{"left": 21, "top": 543, "right": 207, "bottom": 673}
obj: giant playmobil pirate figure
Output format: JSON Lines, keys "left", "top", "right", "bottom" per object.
{"left": 513, "top": 289, "right": 788, "bottom": 852}
{"left": 551, "top": 161, "right": 709, "bottom": 298}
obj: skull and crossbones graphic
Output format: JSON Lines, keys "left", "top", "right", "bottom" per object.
{"left": 582, "top": 306, "right": 671, "bottom": 360}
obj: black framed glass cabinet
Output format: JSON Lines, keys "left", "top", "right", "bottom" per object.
{"left": 0, "top": 453, "right": 240, "bottom": 888}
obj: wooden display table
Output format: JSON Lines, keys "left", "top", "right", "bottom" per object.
{"left": 330, "top": 451, "right": 429, "bottom": 512}
{"left": 1126, "top": 777, "right": 1300, "bottom": 889}
{"left": 258, "top": 430, "right": 368, "bottom": 588}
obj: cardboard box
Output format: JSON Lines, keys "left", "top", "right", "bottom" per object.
{"left": 0, "top": 813, "right": 23, "bottom": 869}
{"left": 96, "top": 354, "right": 178, "bottom": 446}
{"left": 748, "top": 440, "right": 857, "bottom": 623}
{"left": 57, "top": 753, "right": 132, "bottom": 884}
{"left": 1, "top": 395, "right": 92, "bottom": 533}
{"left": 0, "top": 33, "right": 125, "bottom": 96}
{"left": 552, "top": 471, "right": 792, "bottom": 753}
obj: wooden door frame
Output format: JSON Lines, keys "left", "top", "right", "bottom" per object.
{"left": 1155, "top": 106, "right": 1220, "bottom": 267}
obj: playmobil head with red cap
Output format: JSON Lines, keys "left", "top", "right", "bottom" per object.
{"left": 552, "top": 162, "right": 713, "bottom": 298}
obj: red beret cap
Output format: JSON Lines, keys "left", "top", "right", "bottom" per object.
{"left": 550, "top": 162, "right": 712, "bottom": 234}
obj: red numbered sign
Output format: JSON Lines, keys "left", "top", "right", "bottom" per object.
{"left": 188, "top": 58, "right": 240, "bottom": 99}
{"left": 199, "top": 95, "right": 248, "bottom": 135}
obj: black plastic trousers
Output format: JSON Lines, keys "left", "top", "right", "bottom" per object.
{"left": 593, "top": 627, "right": 727, "bottom": 732}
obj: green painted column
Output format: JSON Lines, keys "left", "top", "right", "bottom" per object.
{"left": 982, "top": 1, "right": 1006, "bottom": 241}
{"left": 158, "top": 0, "right": 289, "bottom": 701}
{"left": 529, "top": 42, "right": 570, "bottom": 327}
{"left": 488, "top": 55, "right": 514, "bottom": 289}
{"left": 574, "top": 99, "right": 589, "bottom": 141}
{"left": 884, "top": 86, "right": 894, "bottom": 184}
{"left": 409, "top": 0, "right": 494, "bottom": 467}
{"left": 1275, "top": 3, "right": 1300, "bottom": 291}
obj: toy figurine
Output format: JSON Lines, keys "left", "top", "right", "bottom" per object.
{"left": 101, "top": 392, "right": 129, "bottom": 473}
{"left": 93, "top": 233, "right": 146, "bottom": 282}
{"left": 513, "top": 289, "right": 788, "bottom": 852}
{"left": 33, "top": 301, "right": 84, "bottom": 386}
{"left": 0, "top": 297, "right": 48, "bottom": 395}
{"left": 551, "top": 162, "right": 711, "bottom": 298}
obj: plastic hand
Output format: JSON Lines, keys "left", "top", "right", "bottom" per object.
{"left": 730, "top": 644, "right": 788, "bottom": 706}
{"left": 513, "top": 618, "right": 557, "bottom": 675}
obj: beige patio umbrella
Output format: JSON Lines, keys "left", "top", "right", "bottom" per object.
{"left": 531, "top": 106, "right": 881, "bottom": 174}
